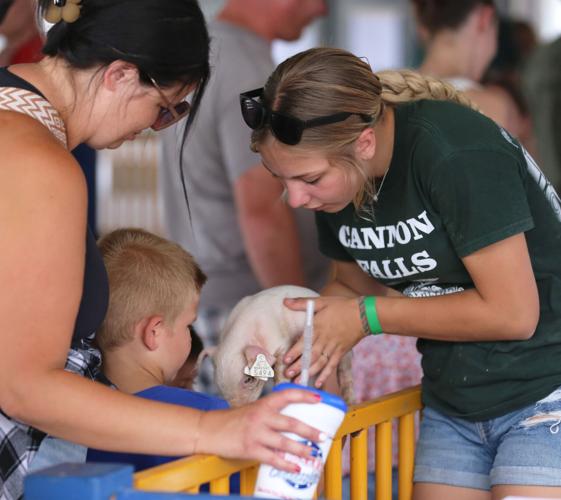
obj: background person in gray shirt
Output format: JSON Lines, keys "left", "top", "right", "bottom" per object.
{"left": 159, "top": 0, "right": 329, "bottom": 394}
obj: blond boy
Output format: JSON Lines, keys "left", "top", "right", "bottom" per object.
{"left": 87, "top": 228, "right": 229, "bottom": 470}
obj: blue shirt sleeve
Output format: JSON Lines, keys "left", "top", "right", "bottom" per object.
{"left": 86, "top": 386, "right": 229, "bottom": 471}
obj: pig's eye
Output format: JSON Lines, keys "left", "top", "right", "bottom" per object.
{"left": 243, "top": 375, "right": 257, "bottom": 386}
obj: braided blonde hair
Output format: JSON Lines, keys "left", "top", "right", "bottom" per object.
{"left": 251, "top": 47, "right": 478, "bottom": 208}
{"left": 378, "top": 69, "right": 477, "bottom": 110}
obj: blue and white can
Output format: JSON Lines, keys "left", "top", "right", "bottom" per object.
{"left": 254, "top": 382, "right": 347, "bottom": 499}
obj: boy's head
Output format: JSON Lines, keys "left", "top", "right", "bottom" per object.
{"left": 97, "top": 228, "right": 206, "bottom": 382}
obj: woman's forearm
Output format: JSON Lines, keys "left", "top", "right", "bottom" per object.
{"left": 7, "top": 369, "right": 200, "bottom": 456}
{"left": 377, "top": 286, "right": 537, "bottom": 342}
{"left": 5, "top": 367, "right": 324, "bottom": 468}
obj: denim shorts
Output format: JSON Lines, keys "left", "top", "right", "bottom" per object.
{"left": 414, "top": 386, "right": 561, "bottom": 490}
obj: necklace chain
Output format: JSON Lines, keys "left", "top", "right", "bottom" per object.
{"left": 373, "top": 167, "right": 390, "bottom": 203}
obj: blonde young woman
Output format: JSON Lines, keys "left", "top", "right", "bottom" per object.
{"left": 241, "top": 47, "right": 561, "bottom": 500}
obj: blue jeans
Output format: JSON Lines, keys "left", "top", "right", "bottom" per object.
{"left": 29, "top": 437, "right": 86, "bottom": 473}
{"left": 414, "top": 386, "right": 561, "bottom": 490}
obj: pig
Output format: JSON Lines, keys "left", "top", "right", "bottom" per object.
{"left": 210, "top": 285, "right": 354, "bottom": 407}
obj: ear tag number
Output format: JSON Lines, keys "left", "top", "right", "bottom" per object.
{"left": 243, "top": 353, "right": 274, "bottom": 381}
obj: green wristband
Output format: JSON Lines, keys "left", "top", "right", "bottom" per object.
{"left": 364, "top": 296, "right": 383, "bottom": 335}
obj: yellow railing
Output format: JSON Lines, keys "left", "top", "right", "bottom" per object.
{"left": 134, "top": 385, "right": 422, "bottom": 499}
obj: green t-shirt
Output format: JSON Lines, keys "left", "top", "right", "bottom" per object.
{"left": 317, "top": 100, "right": 561, "bottom": 421}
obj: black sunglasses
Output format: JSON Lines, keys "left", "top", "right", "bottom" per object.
{"left": 240, "top": 88, "right": 372, "bottom": 146}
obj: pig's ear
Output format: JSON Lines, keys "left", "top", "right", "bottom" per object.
{"left": 244, "top": 345, "right": 275, "bottom": 367}
{"left": 196, "top": 346, "right": 217, "bottom": 370}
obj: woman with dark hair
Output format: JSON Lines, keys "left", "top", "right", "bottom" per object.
{"left": 0, "top": 1, "right": 321, "bottom": 497}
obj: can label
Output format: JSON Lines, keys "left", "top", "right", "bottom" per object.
{"left": 270, "top": 440, "right": 323, "bottom": 490}
{"left": 254, "top": 438, "right": 328, "bottom": 498}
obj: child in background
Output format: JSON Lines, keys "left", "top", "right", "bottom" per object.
{"left": 87, "top": 228, "right": 229, "bottom": 470}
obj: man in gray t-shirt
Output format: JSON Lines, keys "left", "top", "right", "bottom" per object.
{"left": 159, "top": 0, "right": 328, "bottom": 394}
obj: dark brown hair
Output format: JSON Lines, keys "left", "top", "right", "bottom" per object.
{"left": 411, "top": 0, "right": 495, "bottom": 34}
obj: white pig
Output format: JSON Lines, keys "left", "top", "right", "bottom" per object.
{"left": 210, "top": 285, "right": 353, "bottom": 407}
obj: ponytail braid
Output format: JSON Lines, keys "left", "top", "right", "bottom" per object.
{"left": 377, "top": 69, "right": 478, "bottom": 111}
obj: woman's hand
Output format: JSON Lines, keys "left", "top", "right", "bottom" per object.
{"left": 283, "top": 296, "right": 366, "bottom": 388}
{"left": 196, "top": 388, "right": 323, "bottom": 472}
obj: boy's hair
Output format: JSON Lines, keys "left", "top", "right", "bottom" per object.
{"left": 97, "top": 228, "right": 207, "bottom": 351}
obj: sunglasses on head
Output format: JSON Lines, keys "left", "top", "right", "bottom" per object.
{"left": 240, "top": 87, "right": 372, "bottom": 146}
{"left": 149, "top": 77, "right": 191, "bottom": 131}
